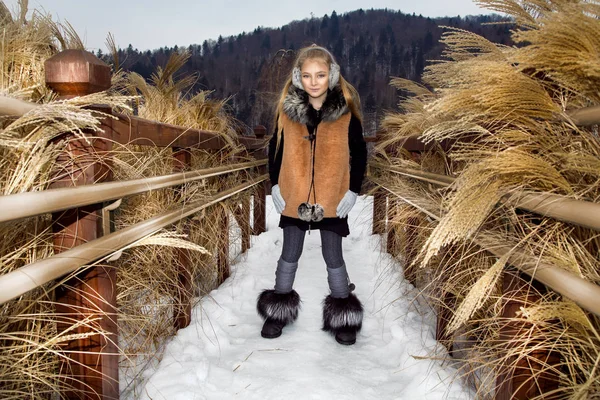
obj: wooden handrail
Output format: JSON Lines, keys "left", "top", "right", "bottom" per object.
{"left": 107, "top": 112, "right": 265, "bottom": 150}
{"left": 370, "top": 176, "right": 600, "bottom": 318}
{"left": 0, "top": 96, "right": 266, "bottom": 150}
{"left": 0, "top": 160, "right": 266, "bottom": 224}
{"left": 106, "top": 112, "right": 228, "bottom": 149}
{"left": 479, "top": 237, "right": 600, "bottom": 319}
{"left": 369, "top": 161, "right": 600, "bottom": 232}
{"left": 0, "top": 176, "right": 267, "bottom": 305}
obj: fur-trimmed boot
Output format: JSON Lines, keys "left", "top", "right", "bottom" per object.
{"left": 322, "top": 292, "right": 363, "bottom": 345}
{"left": 256, "top": 289, "right": 301, "bottom": 338}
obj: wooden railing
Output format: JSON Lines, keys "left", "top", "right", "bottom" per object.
{"left": 368, "top": 108, "right": 600, "bottom": 400}
{"left": 0, "top": 50, "right": 270, "bottom": 399}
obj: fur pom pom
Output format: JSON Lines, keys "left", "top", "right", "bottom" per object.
{"left": 298, "top": 202, "right": 313, "bottom": 222}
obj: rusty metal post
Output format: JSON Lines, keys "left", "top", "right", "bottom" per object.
{"left": 46, "top": 50, "right": 118, "bottom": 399}
{"left": 217, "top": 209, "right": 230, "bottom": 284}
{"left": 172, "top": 148, "right": 193, "bottom": 330}
{"left": 495, "top": 269, "right": 560, "bottom": 400}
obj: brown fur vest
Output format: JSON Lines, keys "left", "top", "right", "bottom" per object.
{"left": 279, "top": 86, "right": 351, "bottom": 219}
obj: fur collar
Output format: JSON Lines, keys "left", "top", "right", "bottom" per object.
{"left": 282, "top": 85, "right": 349, "bottom": 125}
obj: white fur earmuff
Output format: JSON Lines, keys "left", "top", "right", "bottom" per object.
{"left": 328, "top": 62, "right": 340, "bottom": 90}
{"left": 292, "top": 67, "right": 303, "bottom": 90}
{"left": 291, "top": 59, "right": 341, "bottom": 91}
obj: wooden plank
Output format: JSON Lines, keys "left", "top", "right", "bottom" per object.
{"left": 104, "top": 113, "right": 266, "bottom": 150}
{"left": 106, "top": 113, "right": 226, "bottom": 148}
{"left": 51, "top": 136, "right": 119, "bottom": 400}
{"left": 217, "top": 211, "right": 230, "bottom": 284}
{"left": 253, "top": 164, "right": 267, "bottom": 235}
{"left": 46, "top": 50, "right": 118, "bottom": 400}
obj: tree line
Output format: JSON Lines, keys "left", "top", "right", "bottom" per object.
{"left": 103, "top": 8, "right": 512, "bottom": 135}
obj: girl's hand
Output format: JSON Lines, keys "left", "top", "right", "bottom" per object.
{"left": 336, "top": 191, "right": 357, "bottom": 218}
{"left": 271, "top": 184, "right": 286, "bottom": 214}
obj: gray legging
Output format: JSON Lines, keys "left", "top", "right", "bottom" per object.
{"left": 275, "top": 225, "right": 350, "bottom": 298}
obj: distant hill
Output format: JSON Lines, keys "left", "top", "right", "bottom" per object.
{"left": 106, "top": 8, "right": 512, "bottom": 135}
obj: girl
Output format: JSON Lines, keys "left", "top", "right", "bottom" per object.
{"left": 257, "top": 45, "right": 367, "bottom": 346}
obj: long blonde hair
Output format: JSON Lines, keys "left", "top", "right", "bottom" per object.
{"left": 274, "top": 45, "right": 362, "bottom": 146}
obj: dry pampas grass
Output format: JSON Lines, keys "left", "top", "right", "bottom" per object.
{"left": 113, "top": 143, "right": 256, "bottom": 398}
{"left": 0, "top": 9, "right": 137, "bottom": 399}
{"left": 101, "top": 36, "right": 255, "bottom": 398}
{"left": 1, "top": 2, "right": 257, "bottom": 398}
{"left": 375, "top": 0, "right": 600, "bottom": 398}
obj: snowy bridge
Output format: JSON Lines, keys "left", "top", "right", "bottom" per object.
{"left": 3, "top": 49, "right": 600, "bottom": 400}
{"left": 127, "top": 195, "right": 472, "bottom": 400}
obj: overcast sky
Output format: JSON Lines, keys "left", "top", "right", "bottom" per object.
{"left": 4, "top": 0, "right": 491, "bottom": 52}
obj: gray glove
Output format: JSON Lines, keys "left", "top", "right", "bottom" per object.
{"left": 336, "top": 190, "right": 357, "bottom": 218}
{"left": 271, "top": 184, "right": 285, "bottom": 214}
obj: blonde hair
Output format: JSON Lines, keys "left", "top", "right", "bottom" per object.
{"left": 274, "top": 45, "right": 362, "bottom": 148}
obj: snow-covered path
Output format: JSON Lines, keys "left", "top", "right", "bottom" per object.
{"left": 134, "top": 196, "right": 473, "bottom": 400}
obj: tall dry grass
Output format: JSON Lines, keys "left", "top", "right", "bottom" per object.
{"left": 1, "top": 2, "right": 259, "bottom": 398}
{"left": 102, "top": 36, "right": 257, "bottom": 398}
{"left": 112, "top": 143, "right": 256, "bottom": 398}
{"left": 375, "top": 0, "right": 600, "bottom": 398}
{"left": 0, "top": 2, "right": 138, "bottom": 398}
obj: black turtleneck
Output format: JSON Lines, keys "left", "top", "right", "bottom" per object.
{"left": 306, "top": 104, "right": 321, "bottom": 135}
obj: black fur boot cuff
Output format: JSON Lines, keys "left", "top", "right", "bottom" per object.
{"left": 322, "top": 292, "right": 363, "bottom": 334}
{"left": 256, "top": 289, "right": 301, "bottom": 324}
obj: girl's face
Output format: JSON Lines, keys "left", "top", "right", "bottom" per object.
{"left": 300, "top": 58, "right": 329, "bottom": 103}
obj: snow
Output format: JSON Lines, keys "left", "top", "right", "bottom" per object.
{"left": 130, "top": 195, "right": 474, "bottom": 400}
